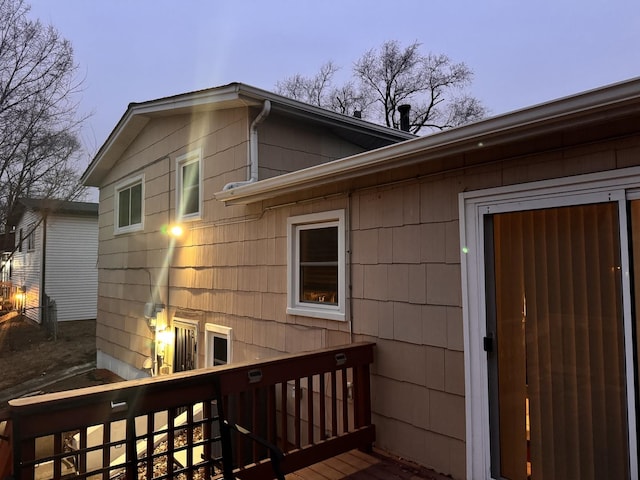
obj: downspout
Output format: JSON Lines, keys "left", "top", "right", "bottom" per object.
{"left": 39, "top": 214, "right": 48, "bottom": 325}
{"left": 223, "top": 100, "right": 271, "bottom": 190}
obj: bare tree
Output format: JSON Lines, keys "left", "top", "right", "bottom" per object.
{"left": 0, "top": 0, "right": 86, "bottom": 233}
{"left": 276, "top": 61, "right": 340, "bottom": 109}
{"left": 276, "top": 61, "right": 373, "bottom": 117}
{"left": 276, "top": 40, "right": 487, "bottom": 134}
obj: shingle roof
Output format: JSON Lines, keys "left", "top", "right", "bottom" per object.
{"left": 18, "top": 198, "right": 98, "bottom": 216}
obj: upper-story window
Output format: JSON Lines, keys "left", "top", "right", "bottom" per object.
{"left": 115, "top": 174, "right": 144, "bottom": 234}
{"left": 26, "top": 223, "right": 35, "bottom": 251}
{"left": 287, "top": 210, "right": 346, "bottom": 321}
{"left": 176, "top": 149, "right": 202, "bottom": 221}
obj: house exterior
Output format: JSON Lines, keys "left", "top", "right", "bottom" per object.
{"left": 12, "top": 198, "right": 99, "bottom": 323}
{"left": 83, "top": 78, "right": 640, "bottom": 479}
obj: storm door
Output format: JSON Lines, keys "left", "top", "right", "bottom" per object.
{"left": 174, "top": 320, "right": 197, "bottom": 372}
{"left": 485, "top": 202, "right": 629, "bottom": 479}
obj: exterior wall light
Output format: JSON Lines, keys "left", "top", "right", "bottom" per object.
{"left": 161, "top": 224, "right": 184, "bottom": 237}
{"left": 144, "top": 302, "right": 165, "bottom": 330}
{"left": 169, "top": 225, "right": 184, "bottom": 237}
{"left": 156, "top": 327, "right": 174, "bottom": 370}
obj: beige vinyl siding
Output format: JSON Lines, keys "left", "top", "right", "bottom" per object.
{"left": 12, "top": 209, "right": 43, "bottom": 323}
{"left": 45, "top": 214, "right": 98, "bottom": 321}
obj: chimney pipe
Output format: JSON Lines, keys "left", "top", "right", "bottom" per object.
{"left": 353, "top": 110, "right": 362, "bottom": 119}
{"left": 398, "top": 104, "right": 411, "bottom": 132}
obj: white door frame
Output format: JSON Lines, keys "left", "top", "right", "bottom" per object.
{"left": 460, "top": 165, "right": 640, "bottom": 479}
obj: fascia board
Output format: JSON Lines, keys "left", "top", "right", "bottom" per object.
{"left": 81, "top": 81, "right": 418, "bottom": 187}
{"left": 215, "top": 77, "right": 640, "bottom": 205}
{"left": 236, "top": 84, "right": 416, "bottom": 142}
{"left": 81, "top": 86, "right": 259, "bottom": 187}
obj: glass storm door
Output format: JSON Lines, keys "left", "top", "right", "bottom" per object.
{"left": 486, "top": 202, "right": 629, "bottom": 479}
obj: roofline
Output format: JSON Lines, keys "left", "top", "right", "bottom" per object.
{"left": 233, "top": 83, "right": 415, "bottom": 141}
{"left": 18, "top": 198, "right": 98, "bottom": 216}
{"left": 80, "top": 83, "right": 414, "bottom": 186}
{"left": 215, "top": 76, "right": 640, "bottom": 205}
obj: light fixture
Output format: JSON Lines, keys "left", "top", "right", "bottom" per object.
{"left": 169, "top": 224, "right": 184, "bottom": 237}
{"left": 161, "top": 224, "right": 184, "bottom": 237}
{"left": 144, "top": 302, "right": 165, "bottom": 329}
{"left": 156, "top": 327, "right": 174, "bottom": 370}
{"left": 156, "top": 328, "right": 174, "bottom": 348}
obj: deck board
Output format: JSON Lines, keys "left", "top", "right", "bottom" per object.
{"left": 286, "top": 450, "right": 450, "bottom": 480}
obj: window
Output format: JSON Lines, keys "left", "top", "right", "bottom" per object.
{"left": 115, "top": 175, "right": 143, "bottom": 233}
{"left": 205, "top": 324, "right": 232, "bottom": 367}
{"left": 26, "top": 223, "right": 35, "bottom": 251}
{"left": 18, "top": 228, "right": 22, "bottom": 252}
{"left": 287, "top": 210, "right": 346, "bottom": 321}
{"left": 176, "top": 149, "right": 202, "bottom": 220}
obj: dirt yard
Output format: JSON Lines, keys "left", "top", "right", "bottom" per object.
{"left": 0, "top": 314, "right": 120, "bottom": 404}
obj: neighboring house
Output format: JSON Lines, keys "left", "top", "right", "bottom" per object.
{"left": 0, "top": 231, "right": 15, "bottom": 309}
{"left": 82, "top": 78, "right": 640, "bottom": 480}
{"left": 12, "top": 198, "right": 99, "bottom": 324}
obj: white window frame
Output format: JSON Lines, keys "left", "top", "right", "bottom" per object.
{"left": 287, "top": 209, "right": 346, "bottom": 322}
{"left": 204, "top": 323, "right": 232, "bottom": 367}
{"left": 114, "top": 174, "right": 144, "bottom": 234}
{"left": 176, "top": 149, "right": 202, "bottom": 222}
{"left": 460, "top": 165, "right": 640, "bottom": 480}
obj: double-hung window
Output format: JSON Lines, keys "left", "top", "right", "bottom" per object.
{"left": 287, "top": 210, "right": 346, "bottom": 321}
{"left": 176, "top": 149, "right": 202, "bottom": 221}
{"left": 115, "top": 175, "right": 144, "bottom": 234}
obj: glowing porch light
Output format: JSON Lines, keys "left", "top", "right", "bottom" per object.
{"left": 157, "top": 328, "right": 174, "bottom": 348}
{"left": 161, "top": 224, "right": 184, "bottom": 237}
{"left": 169, "top": 225, "right": 184, "bottom": 237}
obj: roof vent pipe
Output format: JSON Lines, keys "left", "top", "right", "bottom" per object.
{"left": 398, "top": 104, "right": 411, "bottom": 132}
{"left": 223, "top": 99, "right": 271, "bottom": 190}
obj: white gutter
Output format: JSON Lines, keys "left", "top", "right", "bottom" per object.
{"left": 215, "top": 76, "right": 640, "bottom": 205}
{"left": 223, "top": 100, "right": 271, "bottom": 190}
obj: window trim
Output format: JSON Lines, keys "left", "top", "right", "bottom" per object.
{"left": 460, "top": 165, "right": 640, "bottom": 479}
{"left": 114, "top": 174, "right": 144, "bottom": 234}
{"left": 204, "top": 323, "right": 232, "bottom": 367}
{"left": 287, "top": 210, "right": 346, "bottom": 322}
{"left": 176, "top": 149, "right": 203, "bottom": 222}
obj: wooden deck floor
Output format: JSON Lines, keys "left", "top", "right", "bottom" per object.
{"left": 287, "top": 449, "right": 450, "bottom": 480}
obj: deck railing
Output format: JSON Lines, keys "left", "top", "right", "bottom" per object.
{"left": 4, "top": 342, "right": 374, "bottom": 479}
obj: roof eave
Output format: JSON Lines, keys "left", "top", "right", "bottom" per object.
{"left": 81, "top": 84, "right": 253, "bottom": 187}
{"left": 215, "top": 77, "right": 640, "bottom": 205}
{"left": 81, "top": 83, "right": 413, "bottom": 187}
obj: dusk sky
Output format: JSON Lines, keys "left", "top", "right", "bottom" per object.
{"left": 27, "top": 0, "right": 640, "bottom": 172}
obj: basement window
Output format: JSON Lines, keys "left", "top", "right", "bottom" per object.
{"left": 287, "top": 210, "right": 346, "bottom": 321}
{"left": 205, "top": 324, "right": 232, "bottom": 367}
